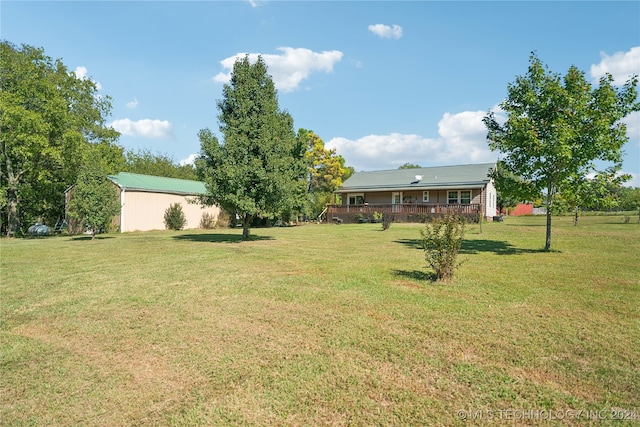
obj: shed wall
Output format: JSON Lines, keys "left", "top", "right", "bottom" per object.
{"left": 120, "top": 191, "right": 220, "bottom": 232}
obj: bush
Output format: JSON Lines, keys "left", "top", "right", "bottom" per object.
{"left": 199, "top": 212, "right": 217, "bottom": 229}
{"left": 164, "top": 203, "right": 187, "bottom": 230}
{"left": 382, "top": 213, "right": 393, "bottom": 231}
{"left": 420, "top": 214, "right": 466, "bottom": 282}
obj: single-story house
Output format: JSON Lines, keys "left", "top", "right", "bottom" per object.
{"left": 66, "top": 172, "right": 220, "bottom": 233}
{"left": 328, "top": 162, "right": 498, "bottom": 223}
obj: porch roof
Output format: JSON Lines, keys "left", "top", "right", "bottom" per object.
{"left": 336, "top": 163, "right": 496, "bottom": 193}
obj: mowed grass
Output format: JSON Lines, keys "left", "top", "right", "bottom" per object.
{"left": 1, "top": 216, "right": 638, "bottom": 426}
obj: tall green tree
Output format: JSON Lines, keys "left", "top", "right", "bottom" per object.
{"left": 67, "top": 152, "right": 120, "bottom": 240}
{"left": 0, "top": 41, "right": 122, "bottom": 236}
{"left": 196, "top": 56, "right": 306, "bottom": 239}
{"left": 297, "top": 129, "right": 352, "bottom": 218}
{"left": 483, "top": 52, "right": 639, "bottom": 250}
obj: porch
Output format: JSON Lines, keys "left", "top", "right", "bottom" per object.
{"left": 326, "top": 203, "right": 483, "bottom": 224}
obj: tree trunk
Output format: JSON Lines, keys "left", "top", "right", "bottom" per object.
{"left": 574, "top": 207, "right": 579, "bottom": 226}
{"left": 4, "top": 154, "right": 22, "bottom": 237}
{"left": 545, "top": 191, "right": 553, "bottom": 251}
{"left": 242, "top": 214, "right": 252, "bottom": 240}
{"left": 7, "top": 198, "right": 19, "bottom": 237}
{"left": 545, "top": 210, "right": 552, "bottom": 251}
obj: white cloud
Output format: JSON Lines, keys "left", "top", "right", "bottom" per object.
{"left": 622, "top": 111, "right": 640, "bottom": 147}
{"left": 126, "top": 98, "right": 139, "bottom": 109}
{"left": 213, "top": 47, "right": 343, "bottom": 92}
{"left": 72, "top": 65, "right": 102, "bottom": 90}
{"left": 74, "top": 66, "right": 88, "bottom": 79}
{"left": 326, "top": 110, "right": 495, "bottom": 171}
{"left": 368, "top": 24, "right": 403, "bottom": 40}
{"left": 109, "top": 118, "right": 174, "bottom": 139}
{"left": 623, "top": 172, "right": 639, "bottom": 188}
{"left": 179, "top": 153, "right": 199, "bottom": 166}
{"left": 590, "top": 46, "right": 640, "bottom": 85}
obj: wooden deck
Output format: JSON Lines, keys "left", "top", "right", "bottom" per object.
{"left": 326, "top": 203, "right": 483, "bottom": 224}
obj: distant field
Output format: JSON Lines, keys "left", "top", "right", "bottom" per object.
{"left": 1, "top": 216, "right": 639, "bottom": 426}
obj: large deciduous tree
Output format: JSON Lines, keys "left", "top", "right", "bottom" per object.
{"left": 483, "top": 52, "right": 639, "bottom": 251}
{"left": 297, "top": 129, "right": 353, "bottom": 219}
{"left": 0, "top": 41, "right": 122, "bottom": 236}
{"left": 196, "top": 56, "right": 306, "bottom": 240}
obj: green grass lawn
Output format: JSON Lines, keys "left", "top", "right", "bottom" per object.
{"left": 1, "top": 216, "right": 639, "bottom": 426}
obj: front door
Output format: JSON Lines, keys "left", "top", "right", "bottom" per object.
{"left": 392, "top": 192, "right": 402, "bottom": 212}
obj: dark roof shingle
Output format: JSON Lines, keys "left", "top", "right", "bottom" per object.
{"left": 337, "top": 163, "right": 495, "bottom": 192}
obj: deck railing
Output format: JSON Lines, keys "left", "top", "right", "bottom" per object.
{"left": 326, "top": 203, "right": 482, "bottom": 223}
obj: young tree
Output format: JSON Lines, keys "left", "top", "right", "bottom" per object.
{"left": 67, "top": 154, "right": 120, "bottom": 240}
{"left": 484, "top": 52, "right": 639, "bottom": 251}
{"left": 196, "top": 56, "right": 306, "bottom": 239}
{"left": 0, "top": 41, "right": 121, "bottom": 236}
{"left": 421, "top": 215, "right": 466, "bottom": 282}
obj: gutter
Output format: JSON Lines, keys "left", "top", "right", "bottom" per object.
{"left": 335, "top": 182, "right": 488, "bottom": 193}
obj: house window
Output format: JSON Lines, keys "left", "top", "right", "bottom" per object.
{"left": 422, "top": 191, "right": 429, "bottom": 202}
{"left": 447, "top": 190, "right": 472, "bottom": 204}
{"left": 348, "top": 193, "right": 364, "bottom": 205}
{"left": 448, "top": 191, "right": 458, "bottom": 204}
{"left": 460, "top": 190, "right": 471, "bottom": 204}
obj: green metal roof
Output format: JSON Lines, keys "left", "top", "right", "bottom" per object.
{"left": 108, "top": 172, "right": 207, "bottom": 195}
{"left": 337, "top": 163, "right": 496, "bottom": 193}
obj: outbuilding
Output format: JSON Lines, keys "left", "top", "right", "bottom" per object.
{"left": 66, "top": 172, "right": 220, "bottom": 233}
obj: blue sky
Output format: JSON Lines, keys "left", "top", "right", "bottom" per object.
{"left": 3, "top": 1, "right": 639, "bottom": 186}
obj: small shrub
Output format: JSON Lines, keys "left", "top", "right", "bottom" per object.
{"left": 164, "top": 203, "right": 187, "bottom": 230}
{"left": 199, "top": 212, "right": 217, "bottom": 229}
{"left": 382, "top": 213, "right": 393, "bottom": 231}
{"left": 353, "top": 213, "right": 367, "bottom": 223}
{"left": 420, "top": 214, "right": 466, "bottom": 282}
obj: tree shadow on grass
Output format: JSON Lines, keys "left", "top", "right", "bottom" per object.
{"left": 69, "top": 235, "right": 115, "bottom": 241}
{"left": 394, "top": 238, "right": 555, "bottom": 255}
{"left": 392, "top": 269, "right": 437, "bottom": 282}
{"left": 393, "top": 238, "right": 422, "bottom": 249}
{"left": 460, "top": 239, "right": 553, "bottom": 255}
{"left": 172, "top": 233, "right": 274, "bottom": 243}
